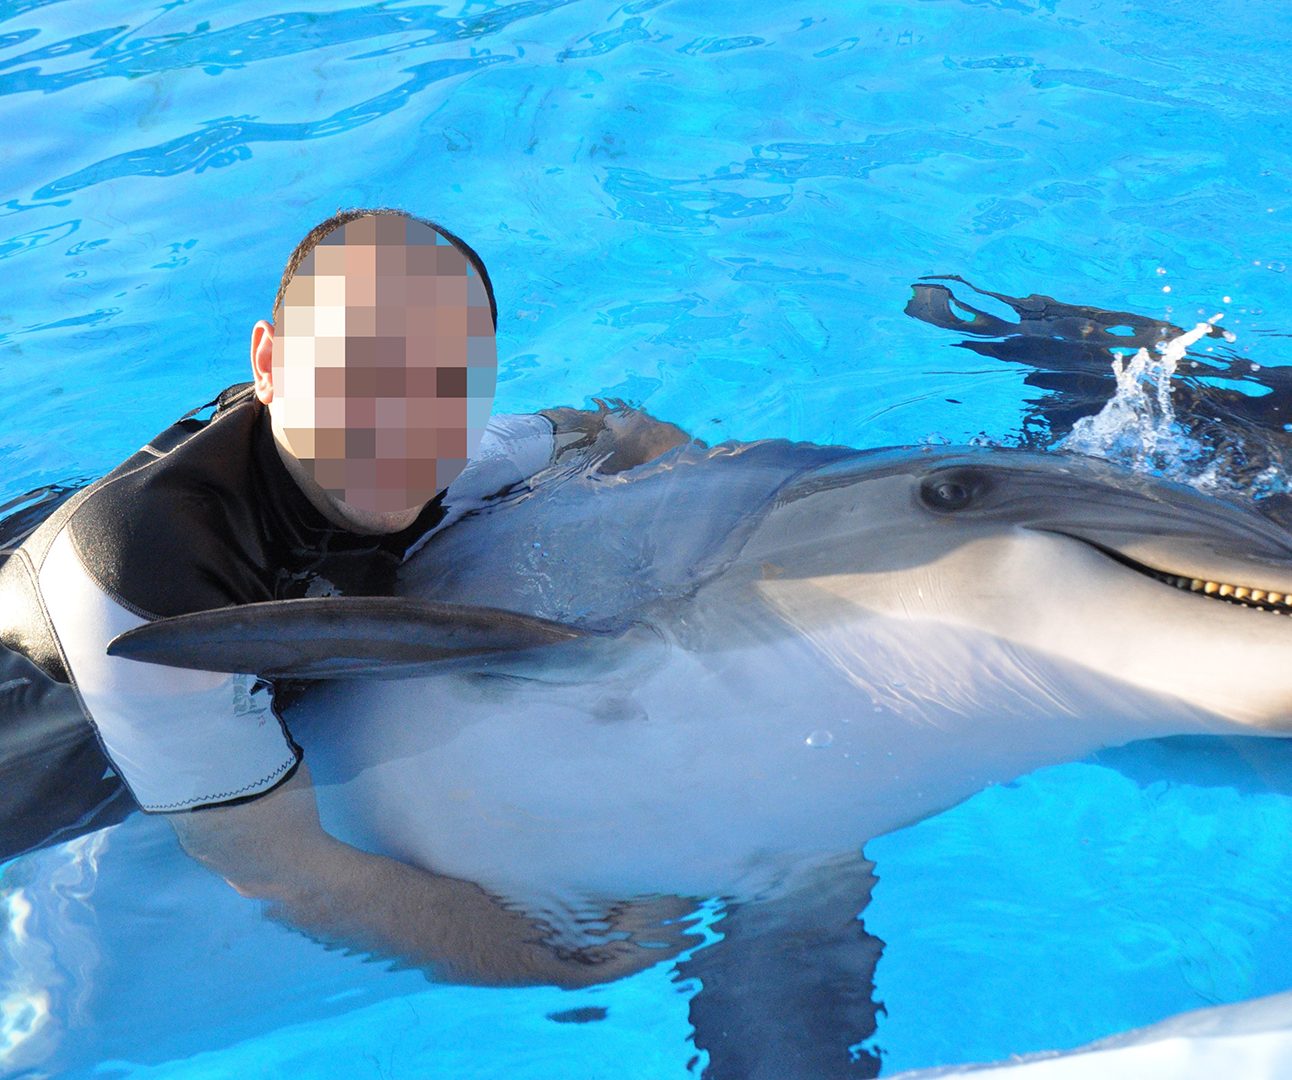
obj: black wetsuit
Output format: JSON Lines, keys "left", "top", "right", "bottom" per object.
{"left": 0, "top": 384, "right": 552, "bottom": 861}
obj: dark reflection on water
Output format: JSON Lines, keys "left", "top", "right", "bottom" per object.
{"left": 906, "top": 275, "right": 1292, "bottom": 522}
{"left": 0, "top": 480, "right": 83, "bottom": 547}
{"left": 1095, "top": 735, "right": 1292, "bottom": 799}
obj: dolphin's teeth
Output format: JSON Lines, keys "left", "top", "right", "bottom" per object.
{"left": 1113, "top": 548, "right": 1291, "bottom": 614}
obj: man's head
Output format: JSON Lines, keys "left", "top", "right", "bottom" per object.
{"left": 251, "top": 208, "right": 498, "bottom": 532}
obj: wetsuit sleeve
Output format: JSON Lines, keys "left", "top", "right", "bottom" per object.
{"left": 38, "top": 528, "right": 299, "bottom": 812}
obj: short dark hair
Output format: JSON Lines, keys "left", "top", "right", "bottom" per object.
{"left": 271, "top": 207, "right": 498, "bottom": 328}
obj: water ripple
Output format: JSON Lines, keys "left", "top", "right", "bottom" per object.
{"left": 0, "top": 218, "right": 76, "bottom": 259}
{"left": 597, "top": 129, "right": 1025, "bottom": 230}
{"left": 739, "top": 133, "right": 1025, "bottom": 183}
{"left": 0, "top": 27, "right": 39, "bottom": 49}
{"left": 0, "top": 1, "right": 66, "bottom": 28}
{"left": 601, "top": 166, "right": 791, "bottom": 229}
{"left": 32, "top": 55, "right": 510, "bottom": 200}
{"left": 0, "top": 0, "right": 572, "bottom": 94}
{"left": 674, "top": 34, "right": 764, "bottom": 55}
{"left": 557, "top": 16, "right": 664, "bottom": 61}
{"left": 958, "top": 55, "right": 1032, "bottom": 70}
{"left": 0, "top": 306, "right": 123, "bottom": 345}
{"left": 1029, "top": 66, "right": 1193, "bottom": 107}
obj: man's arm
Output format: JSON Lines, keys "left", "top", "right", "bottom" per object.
{"left": 169, "top": 762, "right": 691, "bottom": 988}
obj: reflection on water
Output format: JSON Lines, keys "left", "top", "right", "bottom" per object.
{"left": 0, "top": 831, "right": 106, "bottom": 1071}
{"left": 906, "top": 276, "right": 1292, "bottom": 511}
{"left": 0, "top": 889, "right": 49, "bottom": 1065}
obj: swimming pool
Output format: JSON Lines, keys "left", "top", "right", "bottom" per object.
{"left": 3, "top": 0, "right": 1292, "bottom": 1075}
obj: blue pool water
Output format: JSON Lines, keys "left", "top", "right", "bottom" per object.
{"left": 3, "top": 0, "right": 1292, "bottom": 1075}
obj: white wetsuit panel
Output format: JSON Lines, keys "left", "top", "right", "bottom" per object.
{"left": 40, "top": 528, "right": 299, "bottom": 811}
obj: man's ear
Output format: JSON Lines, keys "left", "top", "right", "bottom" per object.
{"left": 250, "top": 320, "right": 275, "bottom": 405}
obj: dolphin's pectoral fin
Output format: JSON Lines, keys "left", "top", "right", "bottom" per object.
{"left": 682, "top": 853, "right": 884, "bottom": 1079}
{"left": 106, "top": 597, "right": 586, "bottom": 679}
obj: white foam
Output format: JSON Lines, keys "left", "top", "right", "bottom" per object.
{"left": 1059, "top": 319, "right": 1220, "bottom": 483}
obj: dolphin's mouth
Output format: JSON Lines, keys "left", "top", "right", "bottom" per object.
{"left": 1073, "top": 538, "right": 1292, "bottom": 616}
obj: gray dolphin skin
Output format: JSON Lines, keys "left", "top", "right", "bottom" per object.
{"left": 270, "top": 438, "right": 1292, "bottom": 905}
{"left": 107, "top": 597, "right": 586, "bottom": 678}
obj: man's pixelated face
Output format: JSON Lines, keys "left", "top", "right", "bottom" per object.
{"left": 271, "top": 215, "right": 497, "bottom": 515}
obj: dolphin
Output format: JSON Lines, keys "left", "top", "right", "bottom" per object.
{"left": 232, "top": 440, "right": 1292, "bottom": 903}
{"left": 27, "top": 436, "right": 1292, "bottom": 1077}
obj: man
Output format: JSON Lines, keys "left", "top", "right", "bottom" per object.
{"left": 0, "top": 208, "right": 691, "bottom": 985}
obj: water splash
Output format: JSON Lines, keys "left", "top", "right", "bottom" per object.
{"left": 1059, "top": 317, "right": 1232, "bottom": 485}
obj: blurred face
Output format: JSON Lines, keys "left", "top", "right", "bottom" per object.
{"left": 269, "top": 215, "right": 497, "bottom": 517}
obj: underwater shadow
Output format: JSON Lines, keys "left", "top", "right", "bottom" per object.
{"left": 1094, "top": 734, "right": 1292, "bottom": 798}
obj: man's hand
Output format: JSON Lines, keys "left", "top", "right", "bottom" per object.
{"left": 169, "top": 763, "right": 700, "bottom": 988}
{"left": 546, "top": 894, "right": 705, "bottom": 986}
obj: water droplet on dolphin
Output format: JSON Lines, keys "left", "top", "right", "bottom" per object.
{"left": 805, "top": 730, "right": 834, "bottom": 748}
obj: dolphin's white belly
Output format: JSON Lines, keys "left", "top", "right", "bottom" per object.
{"left": 300, "top": 635, "right": 885, "bottom": 904}
{"left": 293, "top": 604, "right": 1211, "bottom": 908}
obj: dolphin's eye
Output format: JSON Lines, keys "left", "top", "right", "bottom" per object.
{"left": 919, "top": 470, "right": 989, "bottom": 512}
{"left": 930, "top": 480, "right": 971, "bottom": 508}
